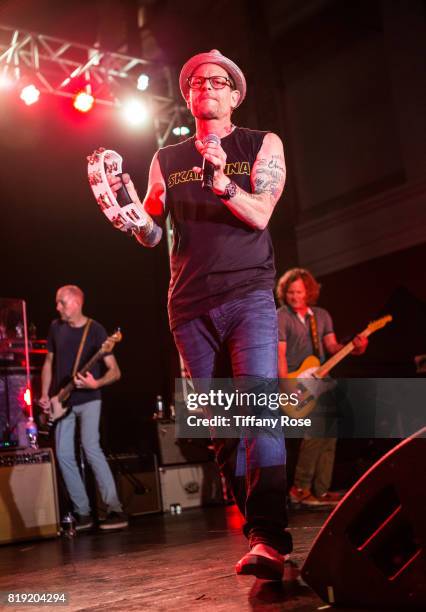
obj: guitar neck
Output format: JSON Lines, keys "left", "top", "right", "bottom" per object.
{"left": 57, "top": 350, "right": 103, "bottom": 402}
{"left": 316, "top": 328, "right": 370, "bottom": 378}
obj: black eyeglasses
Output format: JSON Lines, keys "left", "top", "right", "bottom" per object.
{"left": 187, "top": 75, "right": 233, "bottom": 90}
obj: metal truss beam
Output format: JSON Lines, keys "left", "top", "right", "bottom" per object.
{"left": 0, "top": 24, "right": 190, "bottom": 147}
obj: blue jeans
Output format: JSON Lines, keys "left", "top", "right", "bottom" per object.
{"left": 55, "top": 400, "right": 122, "bottom": 516}
{"left": 173, "top": 290, "right": 292, "bottom": 554}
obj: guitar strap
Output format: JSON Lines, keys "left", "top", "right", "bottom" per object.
{"left": 308, "top": 313, "right": 322, "bottom": 359}
{"left": 71, "top": 319, "right": 92, "bottom": 377}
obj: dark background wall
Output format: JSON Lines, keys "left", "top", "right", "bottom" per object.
{"left": 0, "top": 92, "right": 175, "bottom": 450}
{"left": 1, "top": 0, "right": 425, "bottom": 452}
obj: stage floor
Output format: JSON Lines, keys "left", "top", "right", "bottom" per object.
{"left": 0, "top": 505, "right": 379, "bottom": 611}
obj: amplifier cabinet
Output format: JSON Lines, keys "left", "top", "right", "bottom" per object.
{"left": 0, "top": 448, "right": 60, "bottom": 545}
{"left": 159, "top": 462, "right": 223, "bottom": 511}
{"left": 97, "top": 453, "right": 162, "bottom": 517}
{"left": 156, "top": 421, "right": 211, "bottom": 465}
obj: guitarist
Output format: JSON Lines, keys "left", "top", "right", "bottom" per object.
{"left": 39, "top": 285, "right": 127, "bottom": 531}
{"left": 276, "top": 269, "right": 368, "bottom": 507}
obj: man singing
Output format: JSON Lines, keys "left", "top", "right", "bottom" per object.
{"left": 108, "top": 50, "right": 292, "bottom": 579}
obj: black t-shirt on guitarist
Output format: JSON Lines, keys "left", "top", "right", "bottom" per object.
{"left": 47, "top": 319, "right": 108, "bottom": 406}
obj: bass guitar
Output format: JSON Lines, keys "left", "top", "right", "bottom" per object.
{"left": 42, "top": 330, "right": 122, "bottom": 426}
{"left": 282, "top": 315, "right": 392, "bottom": 418}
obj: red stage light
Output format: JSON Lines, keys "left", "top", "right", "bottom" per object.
{"left": 20, "top": 84, "right": 40, "bottom": 105}
{"left": 73, "top": 91, "right": 94, "bottom": 113}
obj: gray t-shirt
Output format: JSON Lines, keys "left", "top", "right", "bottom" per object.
{"left": 277, "top": 305, "right": 334, "bottom": 373}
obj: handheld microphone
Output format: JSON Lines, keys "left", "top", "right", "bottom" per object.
{"left": 201, "top": 133, "right": 220, "bottom": 190}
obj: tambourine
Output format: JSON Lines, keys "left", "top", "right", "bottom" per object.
{"left": 87, "top": 148, "right": 147, "bottom": 233}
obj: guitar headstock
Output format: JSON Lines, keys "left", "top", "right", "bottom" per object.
{"left": 367, "top": 315, "right": 392, "bottom": 334}
{"left": 101, "top": 329, "right": 122, "bottom": 354}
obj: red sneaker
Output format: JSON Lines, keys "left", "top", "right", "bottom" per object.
{"left": 289, "top": 485, "right": 311, "bottom": 504}
{"left": 317, "top": 491, "right": 343, "bottom": 504}
{"left": 300, "top": 493, "right": 332, "bottom": 507}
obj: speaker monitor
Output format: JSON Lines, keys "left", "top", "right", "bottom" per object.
{"left": 0, "top": 448, "right": 60, "bottom": 545}
{"left": 159, "top": 462, "right": 223, "bottom": 511}
{"left": 302, "top": 427, "right": 426, "bottom": 608}
{"left": 97, "top": 453, "right": 162, "bottom": 517}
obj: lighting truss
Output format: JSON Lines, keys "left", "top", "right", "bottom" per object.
{"left": 0, "top": 24, "right": 190, "bottom": 147}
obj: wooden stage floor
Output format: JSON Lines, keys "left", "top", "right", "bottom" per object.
{"left": 0, "top": 505, "right": 383, "bottom": 611}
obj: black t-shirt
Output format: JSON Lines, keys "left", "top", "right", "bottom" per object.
{"left": 47, "top": 319, "right": 108, "bottom": 406}
{"left": 158, "top": 127, "right": 276, "bottom": 329}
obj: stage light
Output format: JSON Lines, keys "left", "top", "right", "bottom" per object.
{"left": 0, "top": 74, "right": 13, "bottom": 89}
{"left": 20, "top": 84, "right": 40, "bottom": 105}
{"left": 23, "top": 388, "right": 32, "bottom": 407}
{"left": 137, "top": 73, "right": 149, "bottom": 91}
{"left": 74, "top": 91, "right": 94, "bottom": 113}
{"left": 172, "top": 126, "right": 190, "bottom": 136}
{"left": 122, "top": 99, "right": 149, "bottom": 126}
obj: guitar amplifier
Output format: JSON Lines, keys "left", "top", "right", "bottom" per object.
{"left": 96, "top": 453, "right": 162, "bottom": 517}
{"left": 156, "top": 421, "right": 212, "bottom": 466}
{"left": 0, "top": 448, "right": 60, "bottom": 545}
{"left": 159, "top": 462, "right": 224, "bottom": 512}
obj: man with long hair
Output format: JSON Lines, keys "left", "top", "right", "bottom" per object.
{"left": 276, "top": 268, "right": 368, "bottom": 506}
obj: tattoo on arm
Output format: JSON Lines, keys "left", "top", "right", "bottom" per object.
{"left": 135, "top": 216, "right": 162, "bottom": 246}
{"left": 253, "top": 155, "right": 286, "bottom": 201}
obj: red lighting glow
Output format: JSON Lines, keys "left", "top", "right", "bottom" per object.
{"left": 73, "top": 91, "right": 95, "bottom": 113}
{"left": 20, "top": 84, "right": 40, "bottom": 105}
{"left": 24, "top": 388, "right": 32, "bottom": 407}
{"left": 225, "top": 504, "right": 244, "bottom": 530}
